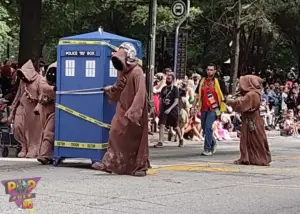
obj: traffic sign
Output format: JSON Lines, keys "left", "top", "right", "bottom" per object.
{"left": 171, "top": 0, "right": 186, "bottom": 17}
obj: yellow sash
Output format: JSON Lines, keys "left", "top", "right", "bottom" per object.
{"left": 198, "top": 78, "right": 226, "bottom": 112}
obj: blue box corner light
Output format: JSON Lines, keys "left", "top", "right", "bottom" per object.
{"left": 53, "top": 27, "right": 143, "bottom": 166}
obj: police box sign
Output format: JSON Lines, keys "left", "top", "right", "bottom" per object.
{"left": 64, "top": 51, "right": 96, "bottom": 56}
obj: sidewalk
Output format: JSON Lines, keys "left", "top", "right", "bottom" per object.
{"left": 149, "top": 130, "right": 281, "bottom": 144}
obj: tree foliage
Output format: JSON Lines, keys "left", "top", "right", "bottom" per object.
{"left": 0, "top": 1, "right": 14, "bottom": 57}
{"left": 1, "top": 0, "right": 300, "bottom": 75}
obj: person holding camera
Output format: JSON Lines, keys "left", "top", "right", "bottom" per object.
{"left": 154, "top": 73, "right": 184, "bottom": 148}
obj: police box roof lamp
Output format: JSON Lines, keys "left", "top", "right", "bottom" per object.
{"left": 98, "top": 26, "right": 103, "bottom": 34}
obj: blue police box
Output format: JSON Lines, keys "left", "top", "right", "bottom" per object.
{"left": 53, "top": 28, "right": 143, "bottom": 166}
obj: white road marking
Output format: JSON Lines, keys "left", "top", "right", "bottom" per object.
{"left": 0, "top": 158, "right": 38, "bottom": 162}
{"left": 0, "top": 157, "right": 92, "bottom": 164}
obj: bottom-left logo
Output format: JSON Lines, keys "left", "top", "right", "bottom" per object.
{"left": 1, "top": 177, "right": 41, "bottom": 210}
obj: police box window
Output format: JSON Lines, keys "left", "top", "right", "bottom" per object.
{"left": 65, "top": 60, "right": 75, "bottom": 77}
{"left": 85, "top": 60, "right": 96, "bottom": 77}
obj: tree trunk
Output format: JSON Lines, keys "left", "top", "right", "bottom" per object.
{"left": 298, "top": 50, "right": 300, "bottom": 78}
{"left": 230, "top": 0, "right": 241, "bottom": 94}
{"left": 18, "top": 0, "right": 42, "bottom": 67}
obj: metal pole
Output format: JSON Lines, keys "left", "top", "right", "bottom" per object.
{"left": 146, "top": 0, "right": 152, "bottom": 94}
{"left": 148, "top": 0, "right": 157, "bottom": 113}
{"left": 173, "top": 0, "right": 190, "bottom": 76}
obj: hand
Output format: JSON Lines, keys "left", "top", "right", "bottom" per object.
{"left": 226, "top": 95, "right": 233, "bottom": 99}
{"left": 124, "top": 113, "right": 141, "bottom": 126}
{"left": 225, "top": 98, "right": 234, "bottom": 105}
{"left": 7, "top": 116, "right": 13, "bottom": 124}
{"left": 103, "top": 85, "right": 112, "bottom": 92}
{"left": 118, "top": 76, "right": 127, "bottom": 88}
{"left": 164, "top": 109, "right": 171, "bottom": 114}
{"left": 1, "top": 117, "right": 7, "bottom": 124}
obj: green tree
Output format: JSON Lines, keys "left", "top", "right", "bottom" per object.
{"left": 0, "top": 2, "right": 13, "bottom": 59}
{"left": 270, "top": 0, "right": 300, "bottom": 74}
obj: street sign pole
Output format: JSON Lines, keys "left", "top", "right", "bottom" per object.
{"left": 173, "top": 0, "right": 190, "bottom": 77}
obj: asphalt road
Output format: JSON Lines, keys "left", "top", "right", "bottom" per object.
{"left": 0, "top": 136, "right": 300, "bottom": 214}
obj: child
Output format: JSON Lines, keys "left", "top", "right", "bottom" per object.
{"left": 213, "top": 119, "right": 230, "bottom": 141}
{"left": 283, "top": 110, "right": 295, "bottom": 135}
{"left": 260, "top": 98, "right": 273, "bottom": 129}
{"left": 182, "top": 113, "right": 203, "bottom": 141}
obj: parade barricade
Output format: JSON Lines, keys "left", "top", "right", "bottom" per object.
{"left": 53, "top": 28, "right": 143, "bottom": 166}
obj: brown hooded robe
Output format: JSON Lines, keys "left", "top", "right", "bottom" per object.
{"left": 9, "top": 60, "right": 43, "bottom": 158}
{"left": 92, "top": 48, "right": 149, "bottom": 176}
{"left": 34, "top": 62, "right": 56, "bottom": 163}
{"left": 226, "top": 75, "right": 271, "bottom": 166}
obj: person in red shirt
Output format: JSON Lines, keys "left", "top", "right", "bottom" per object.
{"left": 195, "top": 64, "right": 226, "bottom": 156}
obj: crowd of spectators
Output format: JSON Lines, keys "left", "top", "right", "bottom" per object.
{"left": 261, "top": 78, "right": 300, "bottom": 136}
{"left": 150, "top": 66, "right": 300, "bottom": 144}
{"left": 150, "top": 69, "right": 242, "bottom": 145}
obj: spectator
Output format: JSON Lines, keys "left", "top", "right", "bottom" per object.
{"left": 212, "top": 119, "right": 230, "bottom": 141}
{"left": 292, "top": 81, "right": 299, "bottom": 97}
{"left": 195, "top": 63, "right": 226, "bottom": 156}
{"left": 285, "top": 89, "right": 297, "bottom": 111}
{"left": 182, "top": 113, "right": 203, "bottom": 141}
{"left": 281, "top": 86, "right": 289, "bottom": 113}
{"left": 260, "top": 98, "right": 273, "bottom": 129}
{"left": 283, "top": 110, "right": 295, "bottom": 135}
{"left": 0, "top": 64, "right": 13, "bottom": 97}
{"left": 154, "top": 73, "right": 184, "bottom": 148}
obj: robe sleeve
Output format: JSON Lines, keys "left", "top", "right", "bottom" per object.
{"left": 34, "top": 79, "right": 55, "bottom": 114}
{"left": 226, "top": 92, "right": 259, "bottom": 113}
{"left": 105, "top": 75, "right": 126, "bottom": 103}
{"left": 33, "top": 79, "right": 43, "bottom": 115}
{"left": 125, "top": 72, "right": 146, "bottom": 124}
{"left": 9, "top": 82, "right": 23, "bottom": 118}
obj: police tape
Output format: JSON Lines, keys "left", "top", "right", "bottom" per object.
{"left": 55, "top": 103, "right": 111, "bottom": 129}
{"left": 59, "top": 40, "right": 143, "bottom": 66}
{"left": 55, "top": 141, "right": 108, "bottom": 149}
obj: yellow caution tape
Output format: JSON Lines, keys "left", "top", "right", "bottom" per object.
{"left": 55, "top": 103, "right": 111, "bottom": 129}
{"left": 59, "top": 40, "right": 143, "bottom": 66}
{"left": 55, "top": 141, "right": 108, "bottom": 149}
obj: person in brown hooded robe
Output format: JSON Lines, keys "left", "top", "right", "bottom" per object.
{"left": 8, "top": 60, "right": 43, "bottom": 158}
{"left": 34, "top": 62, "right": 56, "bottom": 164}
{"left": 226, "top": 75, "right": 271, "bottom": 166}
{"left": 92, "top": 42, "right": 149, "bottom": 177}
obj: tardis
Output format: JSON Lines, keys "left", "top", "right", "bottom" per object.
{"left": 53, "top": 28, "right": 143, "bottom": 166}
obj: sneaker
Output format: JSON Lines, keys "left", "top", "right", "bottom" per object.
{"left": 201, "top": 150, "right": 212, "bottom": 156}
{"left": 178, "top": 139, "right": 184, "bottom": 147}
{"left": 154, "top": 142, "right": 164, "bottom": 148}
{"left": 212, "top": 141, "right": 218, "bottom": 154}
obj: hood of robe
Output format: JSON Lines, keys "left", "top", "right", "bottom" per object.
{"left": 239, "top": 75, "right": 263, "bottom": 94}
{"left": 17, "top": 60, "right": 38, "bottom": 82}
{"left": 45, "top": 62, "right": 57, "bottom": 85}
{"left": 111, "top": 47, "right": 138, "bottom": 73}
